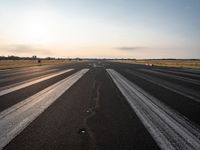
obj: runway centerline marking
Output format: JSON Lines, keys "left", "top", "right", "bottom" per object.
{"left": 0, "top": 69, "right": 89, "bottom": 149}
{"left": 107, "top": 69, "right": 200, "bottom": 150}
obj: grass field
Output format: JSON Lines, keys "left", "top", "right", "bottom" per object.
{"left": 0, "top": 60, "right": 79, "bottom": 69}
{"left": 113, "top": 59, "right": 200, "bottom": 69}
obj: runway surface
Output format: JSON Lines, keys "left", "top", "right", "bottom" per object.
{"left": 0, "top": 61, "right": 200, "bottom": 150}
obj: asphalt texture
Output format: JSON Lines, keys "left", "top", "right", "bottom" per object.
{"left": 109, "top": 62, "right": 200, "bottom": 126}
{"left": 0, "top": 61, "right": 200, "bottom": 150}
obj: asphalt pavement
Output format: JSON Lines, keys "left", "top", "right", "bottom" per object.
{"left": 0, "top": 61, "right": 200, "bottom": 150}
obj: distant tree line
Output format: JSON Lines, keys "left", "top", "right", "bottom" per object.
{"left": 0, "top": 55, "right": 80, "bottom": 61}
{"left": 0, "top": 56, "right": 34, "bottom": 60}
{"left": 2, "top": 56, "right": 197, "bottom": 61}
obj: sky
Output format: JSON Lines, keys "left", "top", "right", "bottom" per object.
{"left": 0, "top": 0, "right": 200, "bottom": 59}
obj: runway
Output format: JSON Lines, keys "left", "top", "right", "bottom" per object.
{"left": 0, "top": 61, "right": 200, "bottom": 150}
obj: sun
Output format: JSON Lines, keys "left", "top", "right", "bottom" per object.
{"left": 25, "top": 18, "right": 50, "bottom": 41}
{"left": 18, "top": 9, "right": 58, "bottom": 44}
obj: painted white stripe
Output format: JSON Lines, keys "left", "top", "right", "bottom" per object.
{"left": 0, "top": 69, "right": 74, "bottom": 96}
{"left": 0, "top": 68, "right": 58, "bottom": 78}
{"left": 126, "top": 69, "right": 200, "bottom": 103}
{"left": 139, "top": 68, "right": 200, "bottom": 85}
{"left": 154, "top": 68, "right": 200, "bottom": 78}
{"left": 107, "top": 69, "right": 200, "bottom": 150}
{"left": 0, "top": 69, "right": 12, "bottom": 72}
{"left": 181, "top": 69, "right": 200, "bottom": 74}
{"left": 0, "top": 69, "right": 89, "bottom": 149}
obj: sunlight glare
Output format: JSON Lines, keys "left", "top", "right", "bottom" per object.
{"left": 19, "top": 9, "right": 59, "bottom": 44}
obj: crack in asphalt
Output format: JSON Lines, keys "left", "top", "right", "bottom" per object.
{"left": 83, "top": 78, "right": 101, "bottom": 150}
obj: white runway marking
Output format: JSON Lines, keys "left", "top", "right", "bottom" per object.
{"left": 139, "top": 68, "right": 200, "bottom": 86}
{"left": 154, "top": 68, "right": 200, "bottom": 78}
{"left": 0, "top": 69, "right": 74, "bottom": 96}
{"left": 126, "top": 69, "right": 200, "bottom": 103}
{"left": 107, "top": 69, "right": 200, "bottom": 150}
{"left": 0, "top": 69, "right": 89, "bottom": 149}
{"left": 0, "top": 68, "right": 58, "bottom": 79}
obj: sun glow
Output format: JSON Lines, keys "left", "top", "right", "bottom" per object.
{"left": 17, "top": 9, "right": 61, "bottom": 44}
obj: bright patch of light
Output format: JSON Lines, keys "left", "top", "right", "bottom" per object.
{"left": 17, "top": 9, "right": 61, "bottom": 44}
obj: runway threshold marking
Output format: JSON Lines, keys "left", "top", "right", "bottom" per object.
{"left": 0, "top": 69, "right": 89, "bottom": 149}
{"left": 154, "top": 68, "right": 200, "bottom": 78}
{"left": 0, "top": 69, "right": 74, "bottom": 96}
{"left": 139, "top": 68, "right": 200, "bottom": 86}
{"left": 126, "top": 69, "right": 200, "bottom": 103}
{"left": 107, "top": 69, "right": 200, "bottom": 150}
{"left": 0, "top": 68, "right": 58, "bottom": 79}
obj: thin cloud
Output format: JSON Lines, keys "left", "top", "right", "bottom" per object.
{"left": 8, "top": 44, "right": 35, "bottom": 53}
{"left": 0, "top": 44, "right": 52, "bottom": 55}
{"left": 115, "top": 46, "right": 145, "bottom": 51}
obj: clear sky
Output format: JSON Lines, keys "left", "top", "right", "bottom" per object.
{"left": 0, "top": 0, "right": 200, "bottom": 58}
